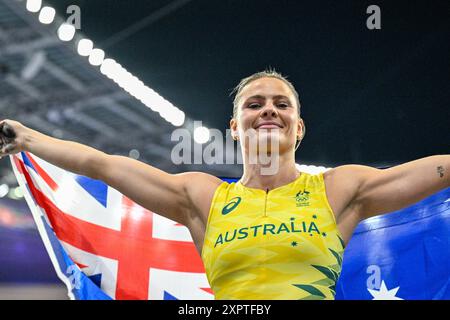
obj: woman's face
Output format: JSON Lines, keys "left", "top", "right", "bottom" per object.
{"left": 230, "top": 77, "right": 303, "bottom": 154}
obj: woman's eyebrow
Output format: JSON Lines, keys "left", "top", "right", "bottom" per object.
{"left": 245, "top": 95, "right": 290, "bottom": 100}
{"left": 246, "top": 95, "right": 266, "bottom": 101}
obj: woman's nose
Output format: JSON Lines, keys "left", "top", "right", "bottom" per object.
{"left": 261, "top": 103, "right": 277, "bottom": 117}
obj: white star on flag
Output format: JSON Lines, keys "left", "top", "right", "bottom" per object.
{"left": 368, "top": 280, "right": 403, "bottom": 300}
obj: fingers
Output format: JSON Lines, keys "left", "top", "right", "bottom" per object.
{"left": 0, "top": 121, "right": 7, "bottom": 141}
{"left": 0, "top": 121, "right": 16, "bottom": 154}
{"left": 0, "top": 122, "right": 15, "bottom": 139}
{"left": 0, "top": 141, "right": 11, "bottom": 156}
{"left": 0, "top": 120, "right": 19, "bottom": 157}
{"left": 2, "top": 143, "right": 14, "bottom": 153}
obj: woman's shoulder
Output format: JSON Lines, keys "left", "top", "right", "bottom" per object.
{"left": 175, "top": 171, "right": 224, "bottom": 187}
{"left": 175, "top": 172, "right": 226, "bottom": 225}
{"left": 175, "top": 171, "right": 226, "bottom": 206}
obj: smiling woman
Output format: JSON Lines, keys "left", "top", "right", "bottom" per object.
{"left": 0, "top": 0, "right": 449, "bottom": 302}
{"left": 229, "top": 70, "right": 306, "bottom": 182}
{"left": 1, "top": 69, "right": 449, "bottom": 300}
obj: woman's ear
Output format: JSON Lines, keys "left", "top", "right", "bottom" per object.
{"left": 230, "top": 118, "right": 239, "bottom": 140}
{"left": 297, "top": 118, "right": 305, "bottom": 140}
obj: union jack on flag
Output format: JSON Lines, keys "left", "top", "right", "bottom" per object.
{"left": 10, "top": 152, "right": 214, "bottom": 300}
{"left": 10, "top": 152, "right": 450, "bottom": 300}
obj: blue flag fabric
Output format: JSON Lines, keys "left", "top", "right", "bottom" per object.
{"left": 335, "top": 187, "right": 450, "bottom": 300}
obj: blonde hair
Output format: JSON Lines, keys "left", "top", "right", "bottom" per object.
{"left": 230, "top": 69, "right": 302, "bottom": 119}
{"left": 230, "top": 69, "right": 305, "bottom": 150}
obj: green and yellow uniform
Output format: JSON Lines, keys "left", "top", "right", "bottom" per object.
{"left": 201, "top": 172, "right": 345, "bottom": 299}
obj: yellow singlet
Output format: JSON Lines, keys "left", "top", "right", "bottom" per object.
{"left": 201, "top": 171, "right": 345, "bottom": 300}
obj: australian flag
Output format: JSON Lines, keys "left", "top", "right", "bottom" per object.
{"left": 336, "top": 185, "right": 450, "bottom": 300}
{"left": 10, "top": 152, "right": 450, "bottom": 299}
{"left": 10, "top": 152, "right": 213, "bottom": 300}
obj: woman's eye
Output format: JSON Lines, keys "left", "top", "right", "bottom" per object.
{"left": 278, "top": 103, "right": 288, "bottom": 108}
{"left": 248, "top": 104, "right": 261, "bottom": 109}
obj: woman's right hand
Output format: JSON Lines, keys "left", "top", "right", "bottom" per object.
{"left": 0, "top": 119, "right": 27, "bottom": 158}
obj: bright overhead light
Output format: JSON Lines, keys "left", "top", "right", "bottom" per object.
{"left": 129, "top": 81, "right": 146, "bottom": 99}
{"left": 29, "top": 0, "right": 186, "bottom": 127}
{"left": 26, "top": 0, "right": 42, "bottom": 13}
{"left": 129, "top": 149, "right": 140, "bottom": 159}
{"left": 13, "top": 187, "right": 24, "bottom": 199}
{"left": 57, "top": 23, "right": 76, "bottom": 41}
{"left": 100, "top": 58, "right": 118, "bottom": 77}
{"left": 38, "top": 6, "right": 55, "bottom": 24}
{"left": 0, "top": 184, "right": 9, "bottom": 198}
{"left": 194, "top": 126, "right": 210, "bottom": 144}
{"left": 99, "top": 55, "right": 186, "bottom": 126}
{"left": 159, "top": 106, "right": 177, "bottom": 120}
{"left": 171, "top": 110, "right": 185, "bottom": 127}
{"left": 77, "top": 39, "right": 93, "bottom": 56}
{"left": 141, "top": 94, "right": 161, "bottom": 112}
{"left": 88, "top": 48, "right": 105, "bottom": 66}
{"left": 295, "top": 164, "right": 331, "bottom": 174}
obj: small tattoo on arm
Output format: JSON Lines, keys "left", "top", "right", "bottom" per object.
{"left": 437, "top": 166, "right": 445, "bottom": 178}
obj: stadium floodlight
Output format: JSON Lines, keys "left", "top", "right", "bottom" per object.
{"left": 0, "top": 184, "right": 9, "bottom": 198}
{"left": 99, "top": 58, "right": 186, "bottom": 126}
{"left": 141, "top": 92, "right": 160, "bottom": 112}
{"left": 22, "top": 0, "right": 186, "bottom": 127}
{"left": 13, "top": 187, "right": 24, "bottom": 199}
{"left": 109, "top": 64, "right": 126, "bottom": 85}
{"left": 171, "top": 110, "right": 185, "bottom": 127}
{"left": 115, "top": 70, "right": 130, "bottom": 89}
{"left": 100, "top": 58, "right": 118, "bottom": 78}
{"left": 103, "top": 60, "right": 123, "bottom": 80}
{"left": 77, "top": 39, "right": 94, "bottom": 56}
{"left": 88, "top": 48, "right": 105, "bottom": 66}
{"left": 26, "top": 0, "right": 41, "bottom": 13}
{"left": 38, "top": 6, "right": 55, "bottom": 24}
{"left": 129, "top": 149, "right": 140, "bottom": 159}
{"left": 104, "top": 65, "right": 186, "bottom": 125}
{"left": 194, "top": 126, "right": 210, "bottom": 144}
{"left": 159, "top": 106, "right": 175, "bottom": 120}
{"left": 57, "top": 23, "right": 76, "bottom": 41}
{"left": 296, "top": 164, "right": 331, "bottom": 174}
{"left": 166, "top": 108, "right": 184, "bottom": 127}
{"left": 128, "top": 79, "right": 146, "bottom": 99}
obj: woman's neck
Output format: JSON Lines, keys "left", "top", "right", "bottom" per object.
{"left": 239, "top": 153, "right": 300, "bottom": 191}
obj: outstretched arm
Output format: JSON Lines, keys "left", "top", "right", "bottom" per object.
{"left": 337, "top": 155, "right": 449, "bottom": 221}
{"left": 354, "top": 155, "right": 449, "bottom": 219}
{"left": 0, "top": 119, "right": 221, "bottom": 226}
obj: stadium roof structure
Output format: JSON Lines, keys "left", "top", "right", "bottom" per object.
{"left": 0, "top": 0, "right": 241, "bottom": 187}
